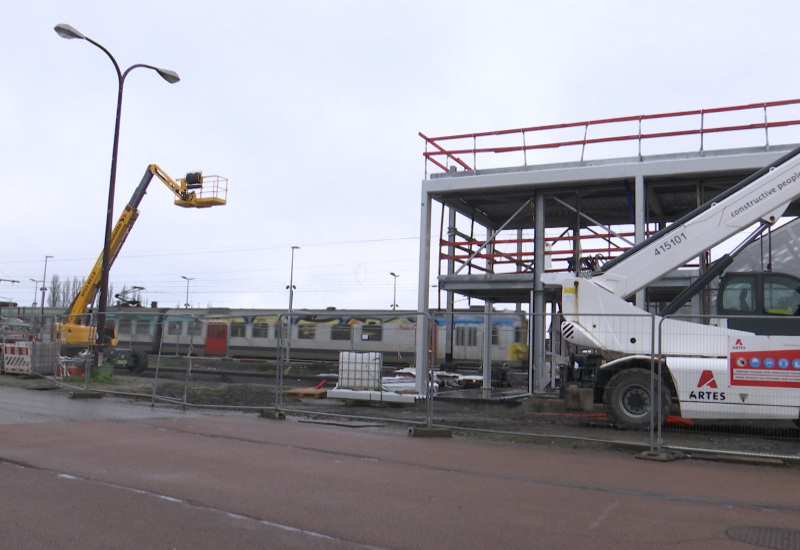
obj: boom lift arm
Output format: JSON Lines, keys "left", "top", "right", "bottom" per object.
{"left": 59, "top": 164, "right": 227, "bottom": 349}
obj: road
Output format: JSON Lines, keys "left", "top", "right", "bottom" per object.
{"left": 1, "top": 384, "right": 799, "bottom": 549}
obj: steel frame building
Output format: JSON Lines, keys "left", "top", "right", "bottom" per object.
{"left": 414, "top": 99, "right": 800, "bottom": 395}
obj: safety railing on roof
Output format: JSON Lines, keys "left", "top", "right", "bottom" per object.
{"left": 420, "top": 99, "right": 800, "bottom": 175}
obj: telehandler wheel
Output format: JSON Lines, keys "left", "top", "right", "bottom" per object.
{"left": 604, "top": 369, "right": 671, "bottom": 430}
{"left": 126, "top": 351, "right": 149, "bottom": 374}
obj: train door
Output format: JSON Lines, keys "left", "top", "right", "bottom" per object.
{"left": 205, "top": 323, "right": 228, "bottom": 356}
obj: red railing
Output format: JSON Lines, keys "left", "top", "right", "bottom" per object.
{"left": 421, "top": 99, "right": 800, "bottom": 174}
{"left": 440, "top": 230, "right": 666, "bottom": 276}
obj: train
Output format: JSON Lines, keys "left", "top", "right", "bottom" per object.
{"left": 1, "top": 306, "right": 529, "bottom": 368}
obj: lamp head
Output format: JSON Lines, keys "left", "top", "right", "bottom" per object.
{"left": 157, "top": 68, "right": 180, "bottom": 84}
{"left": 54, "top": 24, "right": 85, "bottom": 40}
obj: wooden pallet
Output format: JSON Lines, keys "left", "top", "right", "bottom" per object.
{"left": 282, "top": 387, "right": 327, "bottom": 399}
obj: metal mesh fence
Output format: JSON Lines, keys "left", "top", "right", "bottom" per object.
{"left": 5, "top": 307, "right": 796, "bottom": 461}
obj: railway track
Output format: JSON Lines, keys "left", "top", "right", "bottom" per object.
{"left": 114, "top": 355, "right": 340, "bottom": 386}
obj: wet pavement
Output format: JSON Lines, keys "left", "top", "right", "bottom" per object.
{"left": 2, "top": 384, "right": 800, "bottom": 549}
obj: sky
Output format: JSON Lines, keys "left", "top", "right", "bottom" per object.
{"left": 3, "top": 0, "right": 800, "bottom": 312}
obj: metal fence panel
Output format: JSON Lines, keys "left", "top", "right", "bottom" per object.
{"left": 7, "top": 306, "right": 793, "bottom": 462}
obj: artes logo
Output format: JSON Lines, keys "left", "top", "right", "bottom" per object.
{"left": 689, "top": 370, "right": 726, "bottom": 401}
{"left": 697, "top": 370, "right": 718, "bottom": 389}
{"left": 732, "top": 338, "right": 746, "bottom": 350}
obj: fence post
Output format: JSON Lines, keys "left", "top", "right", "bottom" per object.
{"left": 276, "top": 313, "right": 287, "bottom": 412}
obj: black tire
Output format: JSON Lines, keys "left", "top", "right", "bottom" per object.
{"left": 603, "top": 369, "right": 671, "bottom": 430}
{"left": 126, "top": 351, "right": 149, "bottom": 374}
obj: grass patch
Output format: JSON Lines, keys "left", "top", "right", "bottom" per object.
{"left": 58, "top": 373, "right": 116, "bottom": 384}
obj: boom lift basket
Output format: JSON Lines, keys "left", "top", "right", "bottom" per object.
{"left": 174, "top": 173, "right": 228, "bottom": 208}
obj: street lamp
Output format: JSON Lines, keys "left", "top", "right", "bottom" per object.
{"left": 181, "top": 276, "right": 195, "bottom": 308}
{"left": 287, "top": 246, "right": 300, "bottom": 313}
{"left": 285, "top": 246, "right": 300, "bottom": 362}
{"left": 40, "top": 255, "right": 53, "bottom": 319}
{"left": 29, "top": 279, "right": 40, "bottom": 307}
{"left": 55, "top": 23, "right": 179, "bottom": 362}
{"left": 390, "top": 272, "right": 400, "bottom": 311}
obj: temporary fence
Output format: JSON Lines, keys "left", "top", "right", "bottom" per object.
{"left": 12, "top": 307, "right": 798, "bottom": 463}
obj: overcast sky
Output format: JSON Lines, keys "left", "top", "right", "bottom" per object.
{"left": 3, "top": 0, "right": 800, "bottom": 312}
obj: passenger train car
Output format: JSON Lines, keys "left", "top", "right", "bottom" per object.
{"left": 108, "top": 307, "right": 528, "bottom": 366}
{"left": 1, "top": 306, "right": 528, "bottom": 367}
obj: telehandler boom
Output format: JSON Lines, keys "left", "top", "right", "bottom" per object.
{"left": 551, "top": 146, "right": 800, "bottom": 428}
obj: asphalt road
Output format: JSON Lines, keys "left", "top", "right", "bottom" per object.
{"left": 1, "top": 384, "right": 799, "bottom": 549}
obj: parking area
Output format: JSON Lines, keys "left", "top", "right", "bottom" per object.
{"left": 1, "top": 384, "right": 800, "bottom": 549}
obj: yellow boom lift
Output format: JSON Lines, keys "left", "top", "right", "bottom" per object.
{"left": 56, "top": 164, "right": 227, "bottom": 372}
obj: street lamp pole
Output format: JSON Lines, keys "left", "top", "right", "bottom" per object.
{"left": 286, "top": 246, "right": 300, "bottom": 362}
{"left": 181, "top": 276, "right": 195, "bottom": 308}
{"left": 40, "top": 255, "right": 53, "bottom": 319}
{"left": 288, "top": 246, "right": 299, "bottom": 313}
{"left": 390, "top": 272, "right": 400, "bottom": 311}
{"left": 54, "top": 24, "right": 179, "bottom": 366}
{"left": 29, "top": 279, "right": 40, "bottom": 307}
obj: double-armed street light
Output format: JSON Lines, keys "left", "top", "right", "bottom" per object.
{"left": 54, "top": 24, "right": 179, "bottom": 361}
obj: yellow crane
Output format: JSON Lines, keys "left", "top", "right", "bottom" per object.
{"left": 55, "top": 164, "right": 227, "bottom": 372}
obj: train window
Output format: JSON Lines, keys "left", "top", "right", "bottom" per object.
{"left": 230, "top": 323, "right": 246, "bottom": 338}
{"left": 455, "top": 326, "right": 478, "bottom": 347}
{"left": 331, "top": 324, "right": 351, "bottom": 341}
{"left": 298, "top": 325, "right": 316, "bottom": 340}
{"left": 117, "top": 319, "right": 132, "bottom": 335}
{"left": 167, "top": 321, "right": 183, "bottom": 336}
{"left": 133, "top": 320, "right": 151, "bottom": 336}
{"left": 277, "top": 323, "right": 289, "bottom": 341}
{"left": 252, "top": 323, "right": 270, "bottom": 339}
{"left": 491, "top": 326, "right": 499, "bottom": 345}
{"left": 362, "top": 324, "right": 383, "bottom": 341}
{"left": 188, "top": 321, "right": 203, "bottom": 336}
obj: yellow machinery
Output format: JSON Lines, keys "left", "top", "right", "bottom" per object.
{"left": 55, "top": 164, "right": 227, "bottom": 371}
